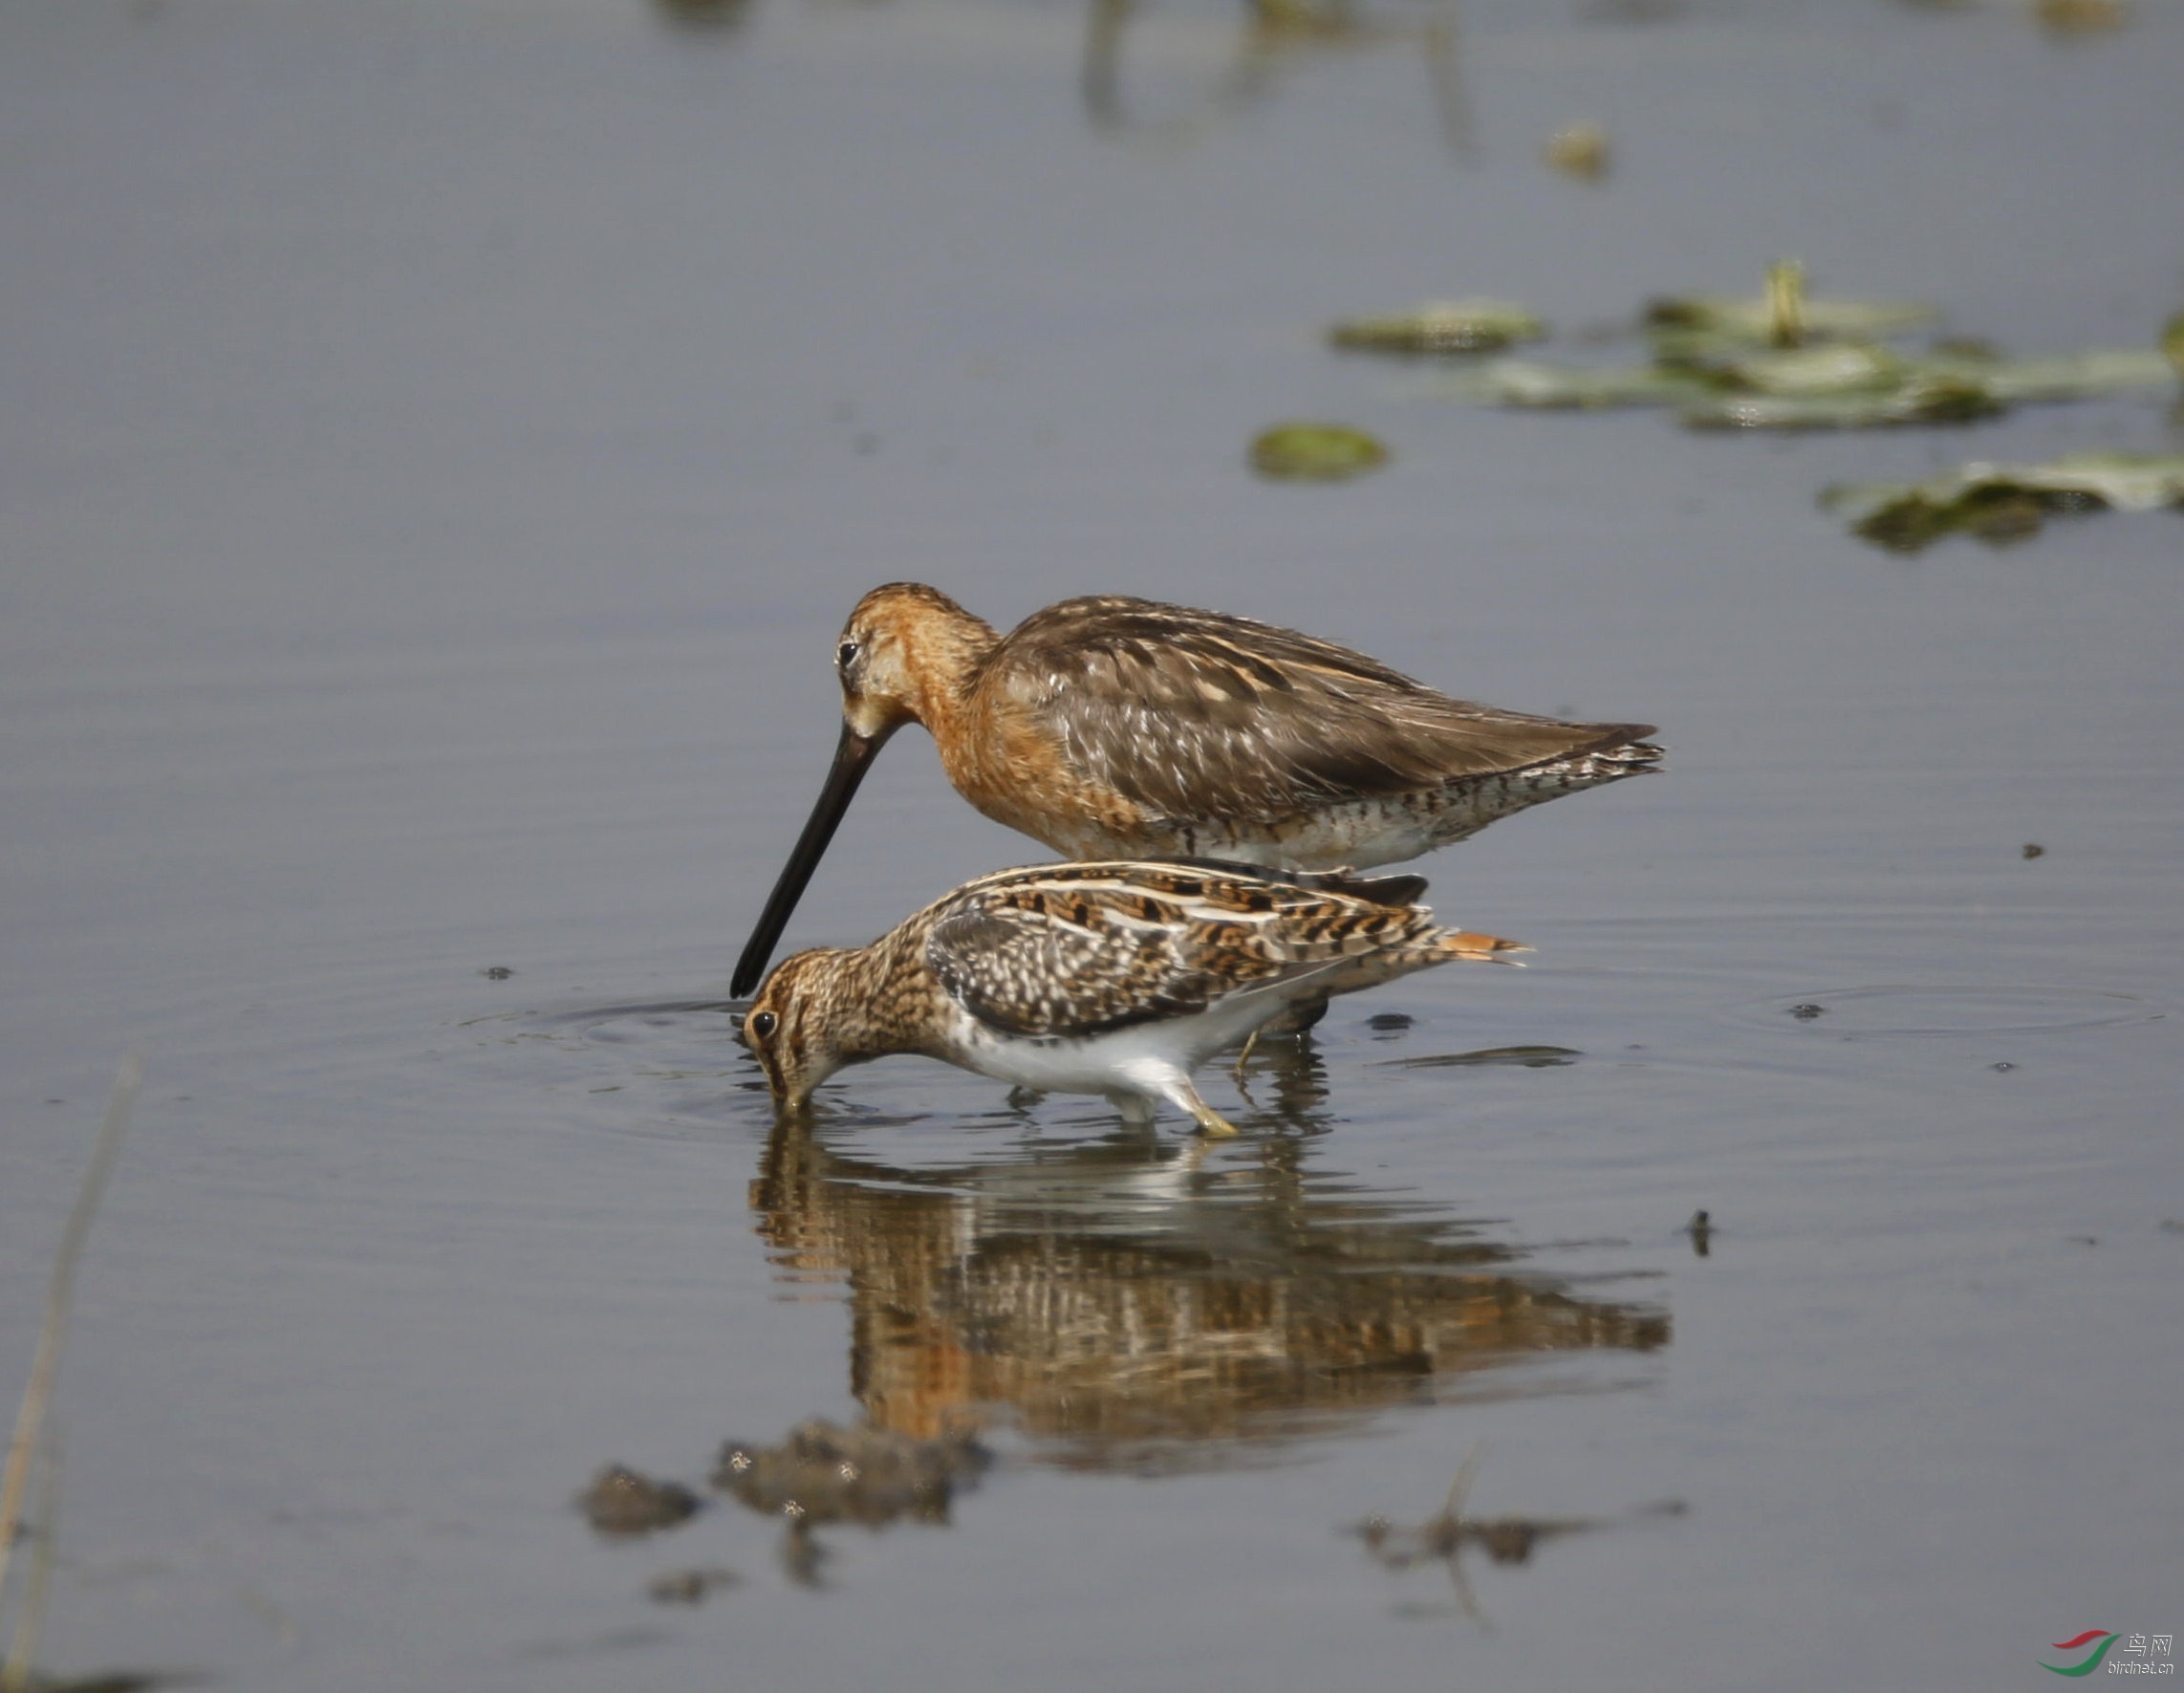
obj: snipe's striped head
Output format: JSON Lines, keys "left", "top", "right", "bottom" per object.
{"left": 740, "top": 947, "right": 856, "bottom": 1112}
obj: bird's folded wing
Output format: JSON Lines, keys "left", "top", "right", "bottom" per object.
{"left": 996, "top": 598, "right": 1649, "bottom": 821}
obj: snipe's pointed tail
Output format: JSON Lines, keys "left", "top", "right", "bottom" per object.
{"left": 1441, "top": 929, "right": 1530, "bottom": 964}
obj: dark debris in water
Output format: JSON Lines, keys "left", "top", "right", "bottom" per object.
{"left": 576, "top": 1464, "right": 703, "bottom": 1538}
{"left": 1788, "top": 1003, "right": 1827, "bottom": 1021}
{"left": 1353, "top": 1446, "right": 1686, "bottom": 1578}
{"left": 1375, "top": 1044, "right": 1580, "bottom": 1069}
{"left": 2022, "top": 842, "right": 2046, "bottom": 859}
{"left": 651, "top": 0, "right": 756, "bottom": 30}
{"left": 712, "top": 1419, "right": 990, "bottom": 1529}
{"left": 779, "top": 1519, "right": 833, "bottom": 1588}
{"left": 645, "top": 1566, "right": 744, "bottom": 1604}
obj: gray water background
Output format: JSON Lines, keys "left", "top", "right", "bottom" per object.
{"left": 3, "top": 0, "right": 2181, "bottom": 1687}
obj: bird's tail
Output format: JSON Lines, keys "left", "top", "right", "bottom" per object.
{"left": 1438, "top": 928, "right": 1530, "bottom": 964}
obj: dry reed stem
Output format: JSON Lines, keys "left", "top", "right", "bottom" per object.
{"left": 0, "top": 1053, "right": 141, "bottom": 1688}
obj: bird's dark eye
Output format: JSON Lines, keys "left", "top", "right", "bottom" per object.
{"left": 749, "top": 1009, "right": 778, "bottom": 1040}
{"left": 836, "top": 640, "right": 860, "bottom": 669}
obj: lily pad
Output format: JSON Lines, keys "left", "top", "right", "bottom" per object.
{"left": 1684, "top": 372, "right": 2005, "bottom": 430}
{"left": 1458, "top": 345, "right": 2170, "bottom": 429}
{"left": 1713, "top": 341, "right": 1908, "bottom": 395}
{"left": 1544, "top": 122, "right": 1611, "bottom": 183}
{"left": 1329, "top": 299, "right": 1546, "bottom": 356}
{"left": 1921, "top": 347, "right": 2176, "bottom": 402}
{"left": 2036, "top": 0, "right": 2129, "bottom": 33}
{"left": 1249, "top": 422, "right": 1391, "bottom": 480}
{"left": 1822, "top": 452, "right": 2184, "bottom": 553}
{"left": 1382, "top": 266, "right": 2177, "bottom": 439}
{"left": 1454, "top": 358, "right": 1710, "bottom": 410}
{"left": 1645, "top": 289, "right": 1936, "bottom": 345}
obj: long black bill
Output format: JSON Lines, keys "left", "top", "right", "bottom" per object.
{"left": 731, "top": 723, "right": 883, "bottom": 996}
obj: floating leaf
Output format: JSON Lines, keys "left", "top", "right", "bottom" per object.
{"left": 1683, "top": 372, "right": 2005, "bottom": 430}
{"left": 1645, "top": 288, "right": 1935, "bottom": 345}
{"left": 2035, "top": 0, "right": 2129, "bottom": 34}
{"left": 1544, "top": 122, "right": 1611, "bottom": 183}
{"left": 1447, "top": 342, "right": 2171, "bottom": 427}
{"left": 1329, "top": 299, "right": 1546, "bottom": 356}
{"left": 1716, "top": 341, "right": 1907, "bottom": 395}
{"left": 1455, "top": 358, "right": 1710, "bottom": 409}
{"left": 1249, "top": 422, "right": 1391, "bottom": 480}
{"left": 1924, "top": 347, "right": 2176, "bottom": 402}
{"left": 1821, "top": 452, "right": 2184, "bottom": 553}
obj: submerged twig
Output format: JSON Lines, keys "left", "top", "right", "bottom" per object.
{"left": 1354, "top": 1442, "right": 1686, "bottom": 1599}
{"left": 1, "top": 1435, "right": 62, "bottom": 1688}
{"left": 0, "top": 1053, "right": 142, "bottom": 1689}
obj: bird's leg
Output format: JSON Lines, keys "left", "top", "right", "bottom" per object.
{"left": 1121, "top": 1061, "right": 1243, "bottom": 1138}
{"left": 1169, "top": 1075, "right": 1241, "bottom": 1139}
{"left": 1231, "top": 1029, "right": 1262, "bottom": 1089}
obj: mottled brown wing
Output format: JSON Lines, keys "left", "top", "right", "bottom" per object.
{"left": 922, "top": 862, "right": 1432, "bottom": 1039}
{"left": 984, "top": 597, "right": 1654, "bottom": 822}
{"left": 923, "top": 879, "right": 1262, "bottom": 1038}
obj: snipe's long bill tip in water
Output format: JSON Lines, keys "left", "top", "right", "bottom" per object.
{"left": 738, "top": 859, "right": 1526, "bottom": 1134}
{"left": 729, "top": 583, "right": 1659, "bottom": 995}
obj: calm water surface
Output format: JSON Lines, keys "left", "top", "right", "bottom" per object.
{"left": 3, "top": 0, "right": 2181, "bottom": 1688}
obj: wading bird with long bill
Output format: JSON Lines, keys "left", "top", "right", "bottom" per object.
{"left": 731, "top": 584, "right": 1657, "bottom": 996}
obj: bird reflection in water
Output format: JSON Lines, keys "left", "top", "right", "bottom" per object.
{"left": 1082, "top": 0, "right": 1473, "bottom": 157}
{"left": 748, "top": 1071, "right": 1668, "bottom": 1472}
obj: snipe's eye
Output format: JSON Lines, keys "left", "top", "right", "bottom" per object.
{"left": 748, "top": 1009, "right": 778, "bottom": 1040}
{"left": 836, "top": 640, "right": 860, "bottom": 670}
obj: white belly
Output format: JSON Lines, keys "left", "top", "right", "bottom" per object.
{"left": 944, "top": 997, "right": 1274, "bottom": 1099}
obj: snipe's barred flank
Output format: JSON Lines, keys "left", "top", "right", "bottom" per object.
{"left": 739, "top": 859, "right": 1525, "bottom": 1135}
{"left": 731, "top": 584, "right": 1656, "bottom": 994}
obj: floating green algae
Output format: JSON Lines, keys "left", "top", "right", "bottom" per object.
{"left": 1822, "top": 452, "right": 2184, "bottom": 553}
{"left": 1248, "top": 422, "right": 1391, "bottom": 480}
{"left": 1329, "top": 299, "right": 1546, "bottom": 356}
